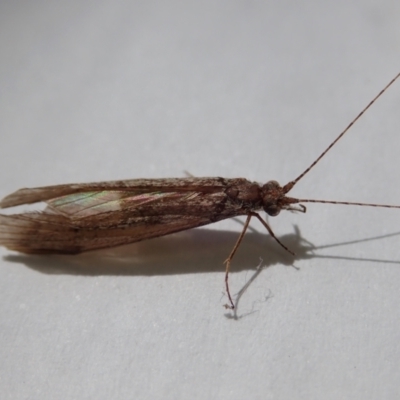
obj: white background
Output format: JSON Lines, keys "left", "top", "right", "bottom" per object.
{"left": 1, "top": 1, "right": 400, "bottom": 399}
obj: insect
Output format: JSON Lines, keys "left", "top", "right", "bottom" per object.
{"left": 1, "top": 73, "right": 399, "bottom": 309}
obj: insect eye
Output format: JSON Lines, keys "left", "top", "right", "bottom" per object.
{"left": 262, "top": 180, "right": 280, "bottom": 191}
{"left": 262, "top": 180, "right": 282, "bottom": 216}
{"left": 264, "top": 205, "right": 281, "bottom": 217}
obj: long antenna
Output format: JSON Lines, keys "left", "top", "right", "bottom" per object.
{"left": 283, "top": 72, "right": 400, "bottom": 194}
{"left": 295, "top": 199, "right": 400, "bottom": 209}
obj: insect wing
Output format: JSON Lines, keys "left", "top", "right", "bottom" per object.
{"left": 0, "top": 177, "right": 231, "bottom": 208}
{"left": 0, "top": 212, "right": 217, "bottom": 254}
{"left": 0, "top": 186, "right": 242, "bottom": 254}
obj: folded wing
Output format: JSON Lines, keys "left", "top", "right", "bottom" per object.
{"left": 0, "top": 177, "right": 232, "bottom": 208}
{"left": 0, "top": 184, "right": 243, "bottom": 254}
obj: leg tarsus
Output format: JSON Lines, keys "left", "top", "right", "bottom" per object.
{"left": 223, "top": 212, "right": 294, "bottom": 310}
{"left": 223, "top": 214, "right": 252, "bottom": 309}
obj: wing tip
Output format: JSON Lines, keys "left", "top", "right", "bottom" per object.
{"left": 0, "top": 188, "right": 34, "bottom": 209}
{"left": 0, "top": 212, "right": 81, "bottom": 254}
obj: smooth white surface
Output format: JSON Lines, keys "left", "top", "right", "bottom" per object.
{"left": 1, "top": 1, "right": 400, "bottom": 399}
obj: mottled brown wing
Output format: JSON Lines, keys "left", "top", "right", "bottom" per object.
{"left": 0, "top": 188, "right": 244, "bottom": 254}
{"left": 0, "top": 212, "right": 229, "bottom": 254}
{"left": 0, "top": 177, "right": 246, "bottom": 208}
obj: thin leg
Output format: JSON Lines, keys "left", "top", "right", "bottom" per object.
{"left": 224, "top": 214, "right": 252, "bottom": 309}
{"left": 223, "top": 212, "right": 295, "bottom": 310}
{"left": 252, "top": 212, "right": 295, "bottom": 256}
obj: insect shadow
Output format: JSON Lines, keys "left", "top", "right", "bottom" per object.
{"left": 4, "top": 224, "right": 400, "bottom": 277}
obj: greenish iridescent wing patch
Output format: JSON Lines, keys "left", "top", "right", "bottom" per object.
{"left": 47, "top": 191, "right": 198, "bottom": 218}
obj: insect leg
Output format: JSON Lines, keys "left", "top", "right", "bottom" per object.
{"left": 224, "top": 213, "right": 252, "bottom": 309}
{"left": 252, "top": 212, "right": 295, "bottom": 256}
